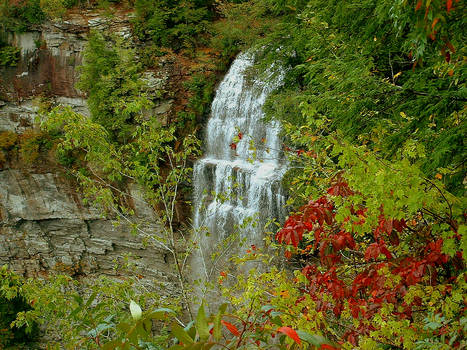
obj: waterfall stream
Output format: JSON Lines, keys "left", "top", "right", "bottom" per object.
{"left": 192, "top": 52, "right": 286, "bottom": 280}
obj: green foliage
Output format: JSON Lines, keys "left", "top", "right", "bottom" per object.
{"left": 0, "top": 266, "right": 38, "bottom": 348}
{"left": 132, "top": 0, "right": 213, "bottom": 51}
{"left": 39, "top": 0, "right": 67, "bottom": 19}
{"left": 19, "top": 128, "right": 54, "bottom": 164}
{"left": 0, "top": 44, "right": 20, "bottom": 66}
{"left": 211, "top": 0, "right": 280, "bottom": 60}
{"left": 0, "top": 0, "right": 45, "bottom": 32}
{"left": 254, "top": 0, "right": 466, "bottom": 194}
{"left": 209, "top": 0, "right": 466, "bottom": 347}
{"left": 177, "top": 73, "right": 215, "bottom": 130}
{"left": 11, "top": 272, "right": 178, "bottom": 349}
{"left": 0, "top": 130, "right": 17, "bottom": 166}
{"left": 76, "top": 31, "right": 153, "bottom": 143}
{"left": 43, "top": 105, "right": 201, "bottom": 318}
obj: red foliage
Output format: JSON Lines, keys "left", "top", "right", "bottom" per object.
{"left": 277, "top": 326, "right": 301, "bottom": 345}
{"left": 415, "top": 0, "right": 423, "bottom": 11}
{"left": 221, "top": 320, "right": 240, "bottom": 336}
{"left": 327, "top": 181, "right": 353, "bottom": 197}
{"left": 447, "top": 0, "right": 452, "bottom": 12}
{"left": 275, "top": 180, "right": 463, "bottom": 345}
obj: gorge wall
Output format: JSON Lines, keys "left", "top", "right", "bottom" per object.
{"left": 0, "top": 10, "right": 183, "bottom": 291}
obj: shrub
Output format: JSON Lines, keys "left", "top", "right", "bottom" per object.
{"left": 0, "top": 266, "right": 38, "bottom": 348}
{"left": 39, "top": 0, "right": 66, "bottom": 19}
{"left": 76, "top": 31, "right": 152, "bottom": 143}
{"left": 0, "top": 0, "right": 45, "bottom": 32}
{"left": 132, "top": 0, "right": 213, "bottom": 51}
{"left": 0, "top": 130, "right": 18, "bottom": 166}
{"left": 19, "top": 129, "right": 53, "bottom": 164}
{"left": 177, "top": 73, "right": 215, "bottom": 130}
{"left": 0, "top": 45, "right": 20, "bottom": 66}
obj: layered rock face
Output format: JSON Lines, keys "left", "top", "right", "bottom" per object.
{"left": 0, "top": 170, "right": 175, "bottom": 285}
{"left": 0, "top": 11, "right": 177, "bottom": 290}
{"left": 0, "top": 10, "right": 133, "bottom": 101}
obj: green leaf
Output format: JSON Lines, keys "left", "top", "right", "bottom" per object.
{"left": 84, "top": 290, "right": 98, "bottom": 309}
{"left": 195, "top": 303, "right": 210, "bottom": 340}
{"left": 102, "top": 340, "right": 122, "bottom": 350}
{"left": 172, "top": 322, "right": 194, "bottom": 344}
{"left": 130, "top": 300, "right": 143, "bottom": 320}
{"left": 296, "top": 330, "right": 329, "bottom": 346}
{"left": 261, "top": 305, "right": 275, "bottom": 313}
{"left": 213, "top": 311, "right": 222, "bottom": 340}
{"left": 152, "top": 307, "right": 176, "bottom": 314}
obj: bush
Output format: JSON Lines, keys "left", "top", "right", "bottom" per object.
{"left": 0, "top": 130, "right": 18, "bottom": 166}
{"left": 0, "top": 0, "right": 45, "bottom": 32}
{"left": 177, "top": 73, "right": 215, "bottom": 130}
{"left": 19, "top": 129, "right": 53, "bottom": 164}
{"left": 132, "top": 0, "right": 213, "bottom": 51}
{"left": 0, "top": 45, "right": 20, "bottom": 66}
{"left": 0, "top": 266, "right": 38, "bottom": 348}
{"left": 39, "top": 0, "right": 66, "bottom": 18}
{"left": 76, "top": 32, "right": 152, "bottom": 143}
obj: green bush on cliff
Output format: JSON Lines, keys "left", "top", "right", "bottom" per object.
{"left": 177, "top": 73, "right": 215, "bottom": 130}
{"left": 132, "top": 0, "right": 214, "bottom": 50}
{"left": 0, "top": 266, "right": 38, "bottom": 348}
{"left": 0, "top": 44, "right": 20, "bottom": 66}
{"left": 76, "top": 31, "right": 152, "bottom": 143}
{"left": 0, "top": 0, "right": 45, "bottom": 32}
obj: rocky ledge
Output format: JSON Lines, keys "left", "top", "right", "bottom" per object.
{"left": 0, "top": 168, "right": 178, "bottom": 293}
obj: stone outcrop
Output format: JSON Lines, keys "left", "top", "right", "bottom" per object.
{"left": 0, "top": 168, "right": 177, "bottom": 290}
{"left": 0, "top": 10, "right": 134, "bottom": 101}
{"left": 0, "top": 97, "right": 88, "bottom": 133}
{"left": 0, "top": 10, "right": 180, "bottom": 293}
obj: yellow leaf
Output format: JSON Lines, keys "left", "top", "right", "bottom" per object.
{"left": 435, "top": 173, "right": 442, "bottom": 180}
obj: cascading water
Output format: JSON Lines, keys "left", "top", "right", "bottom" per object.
{"left": 192, "top": 52, "right": 286, "bottom": 281}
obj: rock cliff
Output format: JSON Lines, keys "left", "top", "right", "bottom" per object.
{"left": 0, "top": 10, "right": 179, "bottom": 292}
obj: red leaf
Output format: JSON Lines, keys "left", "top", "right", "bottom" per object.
{"left": 277, "top": 326, "right": 301, "bottom": 345}
{"left": 320, "top": 345, "right": 339, "bottom": 350}
{"left": 276, "top": 215, "right": 306, "bottom": 247}
{"left": 393, "top": 219, "right": 406, "bottom": 233}
{"left": 230, "top": 143, "right": 237, "bottom": 150}
{"left": 415, "top": 0, "right": 422, "bottom": 11}
{"left": 237, "top": 132, "right": 243, "bottom": 140}
{"left": 364, "top": 243, "right": 380, "bottom": 261}
{"left": 446, "top": 42, "right": 456, "bottom": 53}
{"left": 447, "top": 0, "right": 452, "bottom": 12}
{"left": 221, "top": 320, "right": 240, "bottom": 337}
{"left": 380, "top": 244, "right": 393, "bottom": 260}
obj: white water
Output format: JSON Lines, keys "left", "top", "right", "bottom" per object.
{"left": 192, "top": 52, "right": 286, "bottom": 268}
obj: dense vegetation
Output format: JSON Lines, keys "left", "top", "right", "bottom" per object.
{"left": 0, "top": 0, "right": 465, "bottom": 349}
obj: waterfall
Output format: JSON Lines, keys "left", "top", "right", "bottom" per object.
{"left": 192, "top": 52, "right": 286, "bottom": 280}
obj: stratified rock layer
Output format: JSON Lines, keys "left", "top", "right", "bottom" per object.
{"left": 0, "top": 168, "right": 176, "bottom": 289}
{"left": 0, "top": 10, "right": 179, "bottom": 293}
